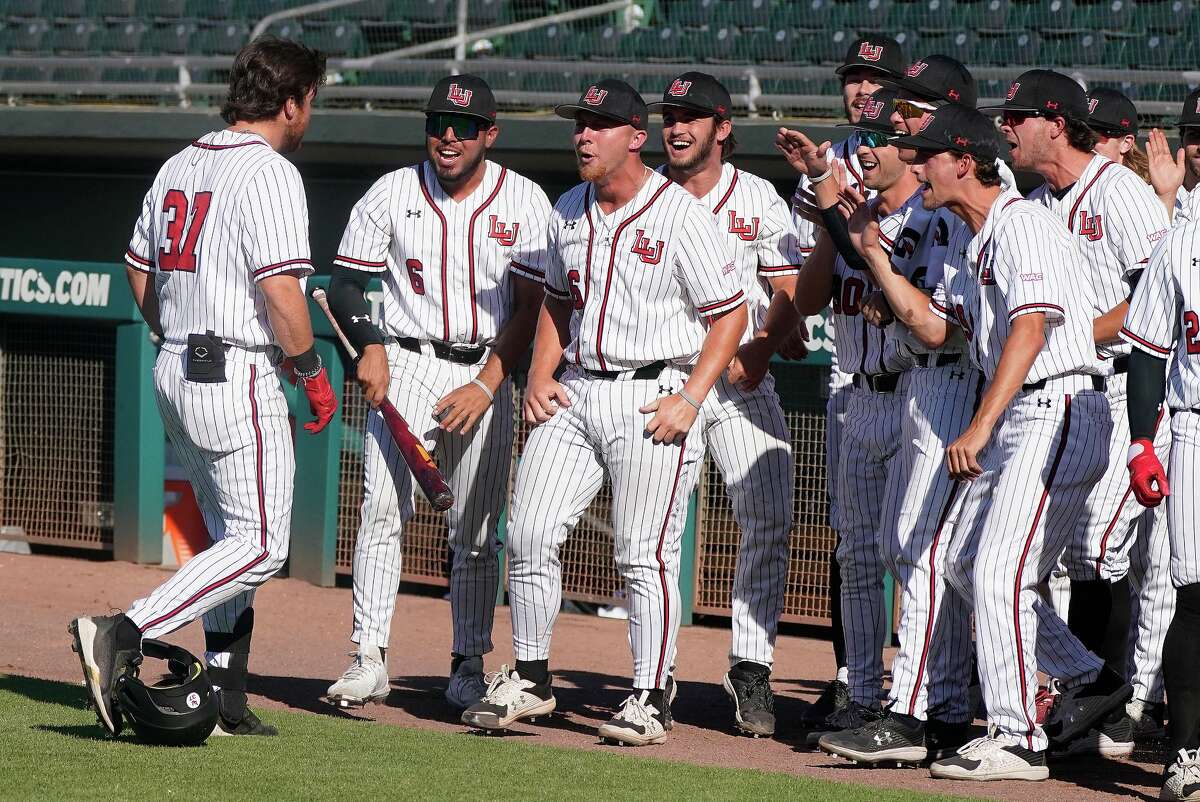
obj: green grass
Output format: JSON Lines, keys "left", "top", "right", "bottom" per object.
{"left": 1, "top": 674, "right": 970, "bottom": 802}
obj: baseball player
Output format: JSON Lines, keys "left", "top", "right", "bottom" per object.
{"left": 323, "top": 75, "right": 553, "bottom": 711}
{"left": 882, "top": 104, "right": 1129, "bottom": 781}
{"left": 651, "top": 71, "right": 802, "bottom": 737}
{"left": 1119, "top": 218, "right": 1200, "bottom": 801}
{"left": 810, "top": 88, "right": 980, "bottom": 766}
{"left": 462, "top": 79, "right": 746, "bottom": 746}
{"left": 986, "top": 70, "right": 1171, "bottom": 755}
{"left": 776, "top": 34, "right": 907, "bottom": 728}
{"left": 69, "top": 38, "right": 335, "bottom": 737}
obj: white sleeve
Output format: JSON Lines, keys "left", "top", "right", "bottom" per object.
{"left": 1104, "top": 173, "right": 1170, "bottom": 276}
{"left": 541, "top": 209, "right": 570, "bottom": 300}
{"left": 755, "top": 191, "right": 804, "bottom": 278}
{"left": 241, "top": 160, "right": 314, "bottom": 281}
{"left": 998, "top": 213, "right": 1066, "bottom": 326}
{"left": 509, "top": 185, "right": 555, "bottom": 284}
{"left": 675, "top": 202, "right": 743, "bottom": 316}
{"left": 1119, "top": 234, "right": 1179, "bottom": 357}
{"left": 124, "top": 187, "right": 157, "bottom": 273}
{"left": 333, "top": 175, "right": 392, "bottom": 273}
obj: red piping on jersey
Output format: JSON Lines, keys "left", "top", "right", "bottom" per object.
{"left": 593, "top": 179, "right": 672, "bottom": 371}
{"left": 138, "top": 366, "right": 270, "bottom": 633}
{"left": 190, "top": 140, "right": 267, "bottom": 151}
{"left": 1014, "top": 393, "right": 1074, "bottom": 750}
{"left": 125, "top": 248, "right": 152, "bottom": 267}
{"left": 1009, "top": 302, "right": 1064, "bottom": 317}
{"left": 907, "top": 480, "right": 963, "bottom": 716}
{"left": 1096, "top": 407, "right": 1165, "bottom": 577}
{"left": 1120, "top": 326, "right": 1171, "bottom": 355}
{"left": 757, "top": 263, "right": 803, "bottom": 273}
{"left": 574, "top": 189, "right": 597, "bottom": 367}
{"left": 1067, "top": 160, "right": 1117, "bottom": 233}
{"left": 653, "top": 439, "right": 689, "bottom": 689}
{"left": 336, "top": 254, "right": 387, "bottom": 268}
{"left": 696, "top": 290, "right": 744, "bottom": 315}
{"left": 510, "top": 260, "right": 544, "bottom": 278}
{"left": 878, "top": 230, "right": 895, "bottom": 248}
{"left": 842, "top": 152, "right": 864, "bottom": 189}
{"left": 466, "top": 167, "right": 508, "bottom": 343}
{"left": 253, "top": 258, "right": 313, "bottom": 277}
{"left": 417, "top": 165, "right": 451, "bottom": 341}
{"left": 711, "top": 168, "right": 739, "bottom": 215}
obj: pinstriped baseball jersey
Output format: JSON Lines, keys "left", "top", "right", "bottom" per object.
{"left": 829, "top": 194, "right": 920, "bottom": 376}
{"left": 658, "top": 163, "right": 803, "bottom": 343}
{"left": 124, "top": 130, "right": 313, "bottom": 348}
{"left": 1121, "top": 221, "right": 1200, "bottom": 410}
{"left": 1175, "top": 185, "right": 1200, "bottom": 225}
{"left": 931, "top": 188, "right": 1102, "bottom": 382}
{"left": 792, "top": 133, "right": 870, "bottom": 257}
{"left": 544, "top": 172, "right": 743, "bottom": 371}
{"left": 333, "top": 160, "right": 553, "bottom": 345}
{"left": 1027, "top": 154, "right": 1170, "bottom": 361}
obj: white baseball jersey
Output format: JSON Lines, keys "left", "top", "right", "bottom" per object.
{"left": 1175, "top": 184, "right": 1200, "bottom": 225}
{"left": 792, "top": 133, "right": 868, "bottom": 258}
{"left": 1121, "top": 221, "right": 1200, "bottom": 410}
{"left": 660, "top": 162, "right": 803, "bottom": 343}
{"left": 544, "top": 172, "right": 743, "bottom": 371}
{"left": 1027, "top": 154, "right": 1170, "bottom": 361}
{"left": 333, "top": 160, "right": 553, "bottom": 345}
{"left": 931, "top": 188, "right": 1102, "bottom": 382}
{"left": 124, "top": 130, "right": 313, "bottom": 348}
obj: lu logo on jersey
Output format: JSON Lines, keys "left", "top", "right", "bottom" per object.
{"left": 1078, "top": 210, "right": 1104, "bottom": 241}
{"left": 727, "top": 210, "right": 760, "bottom": 241}
{"left": 487, "top": 215, "right": 519, "bottom": 246}
{"left": 447, "top": 83, "right": 473, "bottom": 107}
{"left": 631, "top": 229, "right": 664, "bottom": 264}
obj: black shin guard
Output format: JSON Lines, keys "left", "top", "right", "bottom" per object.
{"left": 1068, "top": 578, "right": 1112, "bottom": 657}
{"left": 1100, "top": 577, "right": 1131, "bottom": 675}
{"left": 205, "top": 608, "right": 254, "bottom": 723}
{"left": 1166, "top": 585, "right": 1200, "bottom": 753}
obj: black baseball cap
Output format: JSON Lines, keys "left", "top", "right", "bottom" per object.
{"left": 555, "top": 79, "right": 648, "bottom": 130}
{"left": 836, "top": 35, "right": 906, "bottom": 79}
{"left": 1178, "top": 88, "right": 1200, "bottom": 129}
{"left": 423, "top": 74, "right": 497, "bottom": 123}
{"left": 892, "top": 103, "right": 1000, "bottom": 161}
{"left": 1087, "top": 87, "right": 1138, "bottom": 136}
{"left": 979, "top": 69, "right": 1088, "bottom": 120}
{"left": 647, "top": 71, "right": 732, "bottom": 120}
{"left": 837, "top": 88, "right": 899, "bottom": 134}
{"left": 884, "top": 55, "right": 977, "bottom": 108}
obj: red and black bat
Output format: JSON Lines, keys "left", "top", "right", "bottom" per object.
{"left": 311, "top": 288, "right": 454, "bottom": 512}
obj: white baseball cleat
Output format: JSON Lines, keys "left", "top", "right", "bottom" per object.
{"left": 1161, "top": 748, "right": 1200, "bottom": 800}
{"left": 597, "top": 691, "right": 668, "bottom": 747}
{"left": 325, "top": 645, "right": 389, "bottom": 708}
{"left": 461, "top": 666, "right": 555, "bottom": 730}
{"left": 445, "top": 655, "right": 486, "bottom": 710}
{"left": 929, "top": 730, "right": 1049, "bottom": 781}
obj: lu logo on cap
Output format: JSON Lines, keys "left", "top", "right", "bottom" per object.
{"left": 668, "top": 79, "right": 692, "bottom": 97}
{"left": 1006, "top": 82, "right": 1020, "bottom": 101}
{"left": 907, "top": 61, "right": 929, "bottom": 77}
{"left": 1087, "top": 97, "right": 1099, "bottom": 114}
{"left": 918, "top": 113, "right": 935, "bottom": 132}
{"left": 858, "top": 42, "right": 883, "bottom": 61}
{"left": 584, "top": 86, "right": 608, "bottom": 105}
{"left": 447, "top": 83, "right": 472, "bottom": 107}
{"left": 862, "top": 99, "right": 884, "bottom": 119}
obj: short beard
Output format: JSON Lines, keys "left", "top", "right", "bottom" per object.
{"left": 435, "top": 146, "right": 487, "bottom": 187}
{"left": 668, "top": 125, "right": 717, "bottom": 172}
{"left": 281, "top": 122, "right": 305, "bottom": 154}
{"left": 578, "top": 156, "right": 608, "bottom": 183}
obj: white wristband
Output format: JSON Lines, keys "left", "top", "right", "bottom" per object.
{"left": 471, "top": 378, "right": 495, "bottom": 402}
{"left": 1127, "top": 440, "right": 1151, "bottom": 466}
{"left": 809, "top": 168, "right": 833, "bottom": 185}
{"left": 678, "top": 389, "right": 702, "bottom": 411}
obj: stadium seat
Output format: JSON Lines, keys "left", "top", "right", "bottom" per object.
{"left": 185, "top": 0, "right": 239, "bottom": 20}
{"left": 809, "top": 27, "right": 860, "bottom": 64}
{"left": 1137, "top": 0, "right": 1192, "bottom": 33}
{"left": 143, "top": 20, "right": 196, "bottom": 54}
{"left": 1011, "top": 0, "right": 1075, "bottom": 31}
{"left": 1074, "top": 0, "right": 1136, "bottom": 33}
{"left": 7, "top": 0, "right": 44, "bottom": 19}
{"left": 96, "top": 19, "right": 148, "bottom": 53}
{"left": 470, "top": 64, "right": 526, "bottom": 93}
{"left": 195, "top": 21, "right": 249, "bottom": 56}
{"left": 583, "top": 24, "right": 624, "bottom": 59}
{"left": 776, "top": 0, "right": 848, "bottom": 30}
{"left": 1169, "top": 34, "right": 1197, "bottom": 67}
{"left": 699, "top": 24, "right": 742, "bottom": 63}
{"left": 48, "top": 19, "right": 99, "bottom": 53}
{"left": 95, "top": 0, "right": 138, "bottom": 18}
{"left": 468, "top": 0, "right": 505, "bottom": 28}
{"left": 100, "top": 66, "right": 176, "bottom": 82}
{"left": 139, "top": 0, "right": 188, "bottom": 19}
{"left": 671, "top": 0, "right": 722, "bottom": 28}
{"left": 361, "top": 20, "right": 412, "bottom": 54}
{"left": 839, "top": 0, "right": 895, "bottom": 31}
{"left": 960, "top": 0, "right": 1011, "bottom": 29}
{"left": 306, "top": 0, "right": 387, "bottom": 20}
{"left": 893, "top": 28, "right": 920, "bottom": 54}
{"left": 303, "top": 22, "right": 365, "bottom": 57}
{"left": 1088, "top": 79, "right": 1141, "bottom": 101}
{"left": 399, "top": 0, "right": 455, "bottom": 24}
{"left": 917, "top": 29, "right": 979, "bottom": 62}
{"left": 738, "top": 27, "right": 799, "bottom": 64}
{"left": 3, "top": 18, "right": 50, "bottom": 53}
{"left": 714, "top": 0, "right": 771, "bottom": 29}
{"left": 619, "top": 25, "right": 687, "bottom": 63}
{"left": 264, "top": 19, "right": 303, "bottom": 43}
{"left": 1041, "top": 30, "right": 1106, "bottom": 65}
{"left": 1124, "top": 32, "right": 1175, "bottom": 68}
{"left": 51, "top": 65, "right": 101, "bottom": 82}
{"left": 980, "top": 29, "right": 1041, "bottom": 64}
{"left": 0, "top": 65, "right": 50, "bottom": 81}
{"left": 49, "top": 0, "right": 91, "bottom": 19}
{"left": 505, "top": 22, "right": 573, "bottom": 58}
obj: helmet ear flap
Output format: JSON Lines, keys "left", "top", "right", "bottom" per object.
{"left": 116, "top": 640, "right": 219, "bottom": 746}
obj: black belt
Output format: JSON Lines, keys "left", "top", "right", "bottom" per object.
{"left": 582, "top": 360, "right": 668, "bottom": 380}
{"left": 913, "top": 352, "right": 963, "bottom": 369}
{"left": 391, "top": 336, "right": 486, "bottom": 365}
{"left": 853, "top": 372, "right": 902, "bottom": 393}
{"left": 1022, "top": 375, "right": 1106, "bottom": 392}
{"left": 1110, "top": 355, "right": 1130, "bottom": 375}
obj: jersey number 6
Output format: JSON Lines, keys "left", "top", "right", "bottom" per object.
{"left": 406, "top": 258, "right": 426, "bottom": 295}
{"left": 160, "top": 189, "right": 212, "bottom": 272}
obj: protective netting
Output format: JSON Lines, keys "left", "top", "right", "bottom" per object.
{"left": 0, "top": 316, "right": 115, "bottom": 549}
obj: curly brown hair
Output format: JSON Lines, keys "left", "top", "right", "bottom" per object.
{"left": 220, "top": 37, "right": 327, "bottom": 125}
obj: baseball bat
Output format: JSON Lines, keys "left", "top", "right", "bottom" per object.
{"left": 310, "top": 288, "right": 455, "bottom": 512}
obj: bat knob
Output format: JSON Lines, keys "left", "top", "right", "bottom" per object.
{"left": 431, "top": 491, "right": 455, "bottom": 512}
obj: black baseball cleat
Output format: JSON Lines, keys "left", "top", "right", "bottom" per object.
{"left": 723, "top": 661, "right": 775, "bottom": 737}
{"left": 1043, "top": 666, "right": 1133, "bottom": 746}
{"left": 925, "top": 718, "right": 972, "bottom": 763}
{"left": 819, "top": 710, "right": 927, "bottom": 765}
{"left": 805, "top": 701, "right": 882, "bottom": 747}
{"left": 211, "top": 706, "right": 278, "bottom": 736}
{"left": 68, "top": 613, "right": 143, "bottom": 736}
{"left": 801, "top": 678, "right": 850, "bottom": 729}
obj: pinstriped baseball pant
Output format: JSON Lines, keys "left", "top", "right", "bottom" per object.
{"left": 946, "top": 382, "right": 1110, "bottom": 751}
{"left": 350, "top": 342, "right": 513, "bottom": 657}
{"left": 702, "top": 373, "right": 794, "bottom": 669}
{"left": 127, "top": 345, "right": 292, "bottom": 641}
{"left": 506, "top": 365, "right": 705, "bottom": 690}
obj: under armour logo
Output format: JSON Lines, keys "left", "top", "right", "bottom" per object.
{"left": 954, "top": 135, "right": 969, "bottom": 147}
{"left": 873, "top": 731, "right": 895, "bottom": 746}
{"left": 858, "top": 42, "right": 884, "bottom": 61}
{"left": 1120, "top": 118, "right": 1130, "bottom": 127}
{"left": 1193, "top": 257, "right": 1199, "bottom": 267}
{"left": 583, "top": 86, "right": 608, "bottom": 106}
{"left": 1045, "top": 100, "right": 1060, "bottom": 111}
{"left": 1006, "top": 82, "right": 1021, "bottom": 101}
{"left": 950, "top": 370, "right": 965, "bottom": 379}
{"left": 407, "top": 210, "right": 421, "bottom": 218}
{"left": 1087, "top": 97, "right": 1099, "bottom": 114}
{"left": 351, "top": 315, "right": 370, "bottom": 324}
{"left": 446, "top": 83, "right": 473, "bottom": 107}
{"left": 667, "top": 79, "right": 692, "bottom": 97}
{"left": 658, "top": 384, "right": 672, "bottom": 396}
{"left": 947, "top": 88, "right": 960, "bottom": 101}
{"left": 563, "top": 220, "right": 578, "bottom": 229}
{"left": 906, "top": 61, "right": 929, "bottom": 78}
{"left": 1037, "top": 398, "right": 1051, "bottom": 408}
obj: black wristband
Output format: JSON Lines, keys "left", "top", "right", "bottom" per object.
{"left": 820, "top": 206, "right": 868, "bottom": 270}
{"left": 291, "top": 345, "right": 322, "bottom": 377}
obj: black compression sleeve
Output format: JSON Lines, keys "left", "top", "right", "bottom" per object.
{"left": 819, "top": 206, "right": 868, "bottom": 270}
{"left": 328, "top": 264, "right": 384, "bottom": 355}
{"left": 1128, "top": 348, "right": 1168, "bottom": 441}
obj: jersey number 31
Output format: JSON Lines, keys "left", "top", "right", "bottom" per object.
{"left": 160, "top": 189, "right": 212, "bottom": 272}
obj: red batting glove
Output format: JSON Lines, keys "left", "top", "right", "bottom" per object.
{"left": 1127, "top": 437, "right": 1169, "bottom": 508}
{"left": 300, "top": 368, "right": 337, "bottom": 434}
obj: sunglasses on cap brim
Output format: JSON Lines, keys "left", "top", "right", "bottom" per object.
{"left": 893, "top": 98, "right": 939, "bottom": 119}
{"left": 856, "top": 130, "right": 894, "bottom": 147}
{"left": 425, "top": 113, "right": 491, "bottom": 141}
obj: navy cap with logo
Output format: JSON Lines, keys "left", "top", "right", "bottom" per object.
{"left": 1086, "top": 87, "right": 1138, "bottom": 136}
{"left": 648, "top": 71, "right": 733, "bottom": 120}
{"left": 892, "top": 103, "right": 1000, "bottom": 161}
{"left": 836, "top": 35, "right": 906, "bottom": 79}
{"left": 423, "top": 74, "right": 497, "bottom": 123}
{"left": 1178, "top": 88, "right": 1200, "bottom": 129}
{"left": 884, "top": 54, "right": 977, "bottom": 108}
{"left": 979, "top": 69, "right": 1088, "bottom": 120}
{"left": 837, "top": 88, "right": 899, "bottom": 135}
{"left": 555, "top": 78, "right": 648, "bottom": 130}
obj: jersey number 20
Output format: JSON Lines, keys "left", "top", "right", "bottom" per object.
{"left": 160, "top": 189, "right": 212, "bottom": 272}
